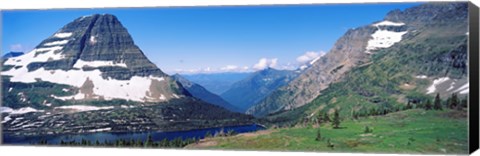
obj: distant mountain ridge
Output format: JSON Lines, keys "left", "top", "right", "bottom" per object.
{"left": 182, "top": 72, "right": 251, "bottom": 95}
{"left": 173, "top": 74, "right": 241, "bottom": 112}
{"left": 221, "top": 68, "right": 299, "bottom": 112}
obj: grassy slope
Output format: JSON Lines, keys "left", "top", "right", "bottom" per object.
{"left": 188, "top": 109, "right": 468, "bottom": 154}
{"left": 259, "top": 27, "right": 468, "bottom": 127}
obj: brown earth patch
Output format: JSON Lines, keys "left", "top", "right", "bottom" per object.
{"left": 185, "top": 139, "right": 218, "bottom": 148}
{"left": 399, "top": 83, "right": 416, "bottom": 90}
{"left": 80, "top": 77, "right": 95, "bottom": 99}
{"left": 238, "top": 129, "right": 276, "bottom": 137}
{"left": 441, "top": 110, "right": 467, "bottom": 119}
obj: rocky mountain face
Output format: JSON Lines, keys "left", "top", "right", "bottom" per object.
{"left": 247, "top": 22, "right": 377, "bottom": 117}
{"left": 221, "top": 68, "right": 299, "bottom": 112}
{"left": 173, "top": 74, "right": 241, "bottom": 112}
{"left": 2, "top": 14, "right": 189, "bottom": 103}
{"left": 247, "top": 2, "right": 469, "bottom": 117}
{"left": 1, "top": 14, "right": 252, "bottom": 136}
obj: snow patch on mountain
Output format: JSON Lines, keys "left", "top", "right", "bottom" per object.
{"left": 454, "top": 83, "right": 469, "bottom": 94}
{"left": 446, "top": 81, "right": 456, "bottom": 91}
{"left": 73, "top": 59, "right": 127, "bottom": 68}
{"left": 365, "top": 20, "right": 407, "bottom": 54}
{"left": 4, "top": 46, "right": 65, "bottom": 66}
{"left": 372, "top": 20, "right": 405, "bottom": 26}
{"left": 1, "top": 107, "right": 43, "bottom": 115}
{"left": 53, "top": 32, "right": 73, "bottom": 38}
{"left": 2, "top": 116, "right": 12, "bottom": 124}
{"left": 1, "top": 107, "right": 13, "bottom": 114}
{"left": 426, "top": 77, "right": 450, "bottom": 94}
{"left": 89, "top": 36, "right": 97, "bottom": 44}
{"left": 44, "top": 40, "right": 70, "bottom": 46}
{"left": 4, "top": 64, "right": 172, "bottom": 102}
{"left": 54, "top": 105, "right": 114, "bottom": 112}
{"left": 309, "top": 56, "right": 321, "bottom": 65}
{"left": 88, "top": 127, "right": 111, "bottom": 132}
{"left": 415, "top": 75, "right": 428, "bottom": 79}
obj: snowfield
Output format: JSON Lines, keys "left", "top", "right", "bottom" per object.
{"left": 372, "top": 20, "right": 405, "bottom": 27}
{"left": 53, "top": 32, "right": 73, "bottom": 38}
{"left": 44, "top": 40, "right": 70, "bottom": 46}
{"left": 1, "top": 107, "right": 43, "bottom": 115}
{"left": 73, "top": 59, "right": 128, "bottom": 68}
{"left": 415, "top": 75, "right": 428, "bottom": 79}
{"left": 365, "top": 20, "right": 408, "bottom": 54}
{"left": 4, "top": 56, "right": 171, "bottom": 102}
{"left": 54, "top": 105, "right": 114, "bottom": 112}
{"left": 4, "top": 46, "right": 66, "bottom": 66}
{"left": 454, "top": 83, "right": 469, "bottom": 94}
{"left": 2, "top": 116, "right": 12, "bottom": 124}
{"left": 88, "top": 127, "right": 112, "bottom": 133}
{"left": 426, "top": 77, "right": 450, "bottom": 94}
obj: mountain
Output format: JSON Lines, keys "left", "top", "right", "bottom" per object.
{"left": 2, "top": 14, "right": 188, "bottom": 103}
{"left": 221, "top": 68, "right": 299, "bottom": 112}
{"left": 248, "top": 2, "right": 469, "bottom": 117}
{"left": 172, "top": 74, "right": 241, "bottom": 112}
{"left": 1, "top": 14, "right": 253, "bottom": 136}
{"left": 1, "top": 52, "right": 24, "bottom": 60}
{"left": 182, "top": 72, "right": 251, "bottom": 95}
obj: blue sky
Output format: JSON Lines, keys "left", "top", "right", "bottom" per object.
{"left": 2, "top": 3, "right": 421, "bottom": 74}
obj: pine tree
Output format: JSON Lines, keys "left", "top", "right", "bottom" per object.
{"left": 460, "top": 96, "right": 468, "bottom": 108}
{"left": 406, "top": 101, "right": 412, "bottom": 110}
{"left": 364, "top": 126, "right": 373, "bottom": 133}
{"left": 315, "top": 128, "right": 322, "bottom": 141}
{"left": 425, "top": 99, "right": 432, "bottom": 110}
{"left": 316, "top": 113, "right": 323, "bottom": 125}
{"left": 332, "top": 109, "right": 341, "bottom": 129}
{"left": 323, "top": 113, "right": 331, "bottom": 122}
{"left": 145, "top": 134, "right": 153, "bottom": 147}
{"left": 450, "top": 93, "right": 459, "bottom": 109}
{"left": 434, "top": 93, "right": 442, "bottom": 110}
{"left": 205, "top": 131, "right": 212, "bottom": 138}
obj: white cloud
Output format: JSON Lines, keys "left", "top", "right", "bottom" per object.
{"left": 253, "top": 58, "right": 278, "bottom": 70}
{"left": 296, "top": 51, "right": 326, "bottom": 64}
{"left": 10, "top": 44, "right": 24, "bottom": 52}
{"left": 171, "top": 65, "right": 251, "bottom": 74}
{"left": 220, "top": 65, "right": 239, "bottom": 71}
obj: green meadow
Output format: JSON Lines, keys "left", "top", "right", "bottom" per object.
{"left": 186, "top": 109, "right": 468, "bottom": 154}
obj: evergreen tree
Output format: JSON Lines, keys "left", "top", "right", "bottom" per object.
{"left": 323, "top": 113, "right": 331, "bottom": 122}
{"left": 315, "top": 128, "right": 322, "bottom": 141}
{"left": 160, "top": 138, "right": 169, "bottom": 147}
{"left": 434, "top": 93, "right": 442, "bottom": 110}
{"left": 424, "top": 99, "right": 432, "bottom": 110}
{"left": 405, "top": 100, "right": 413, "bottom": 109}
{"left": 364, "top": 126, "right": 373, "bottom": 133}
{"left": 316, "top": 113, "right": 323, "bottom": 125}
{"left": 450, "top": 93, "right": 459, "bottom": 109}
{"left": 460, "top": 96, "right": 468, "bottom": 108}
{"left": 205, "top": 131, "right": 212, "bottom": 138}
{"left": 145, "top": 134, "right": 153, "bottom": 147}
{"left": 332, "top": 109, "right": 341, "bottom": 129}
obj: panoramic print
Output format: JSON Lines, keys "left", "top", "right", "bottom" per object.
{"left": 1, "top": 2, "right": 470, "bottom": 154}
